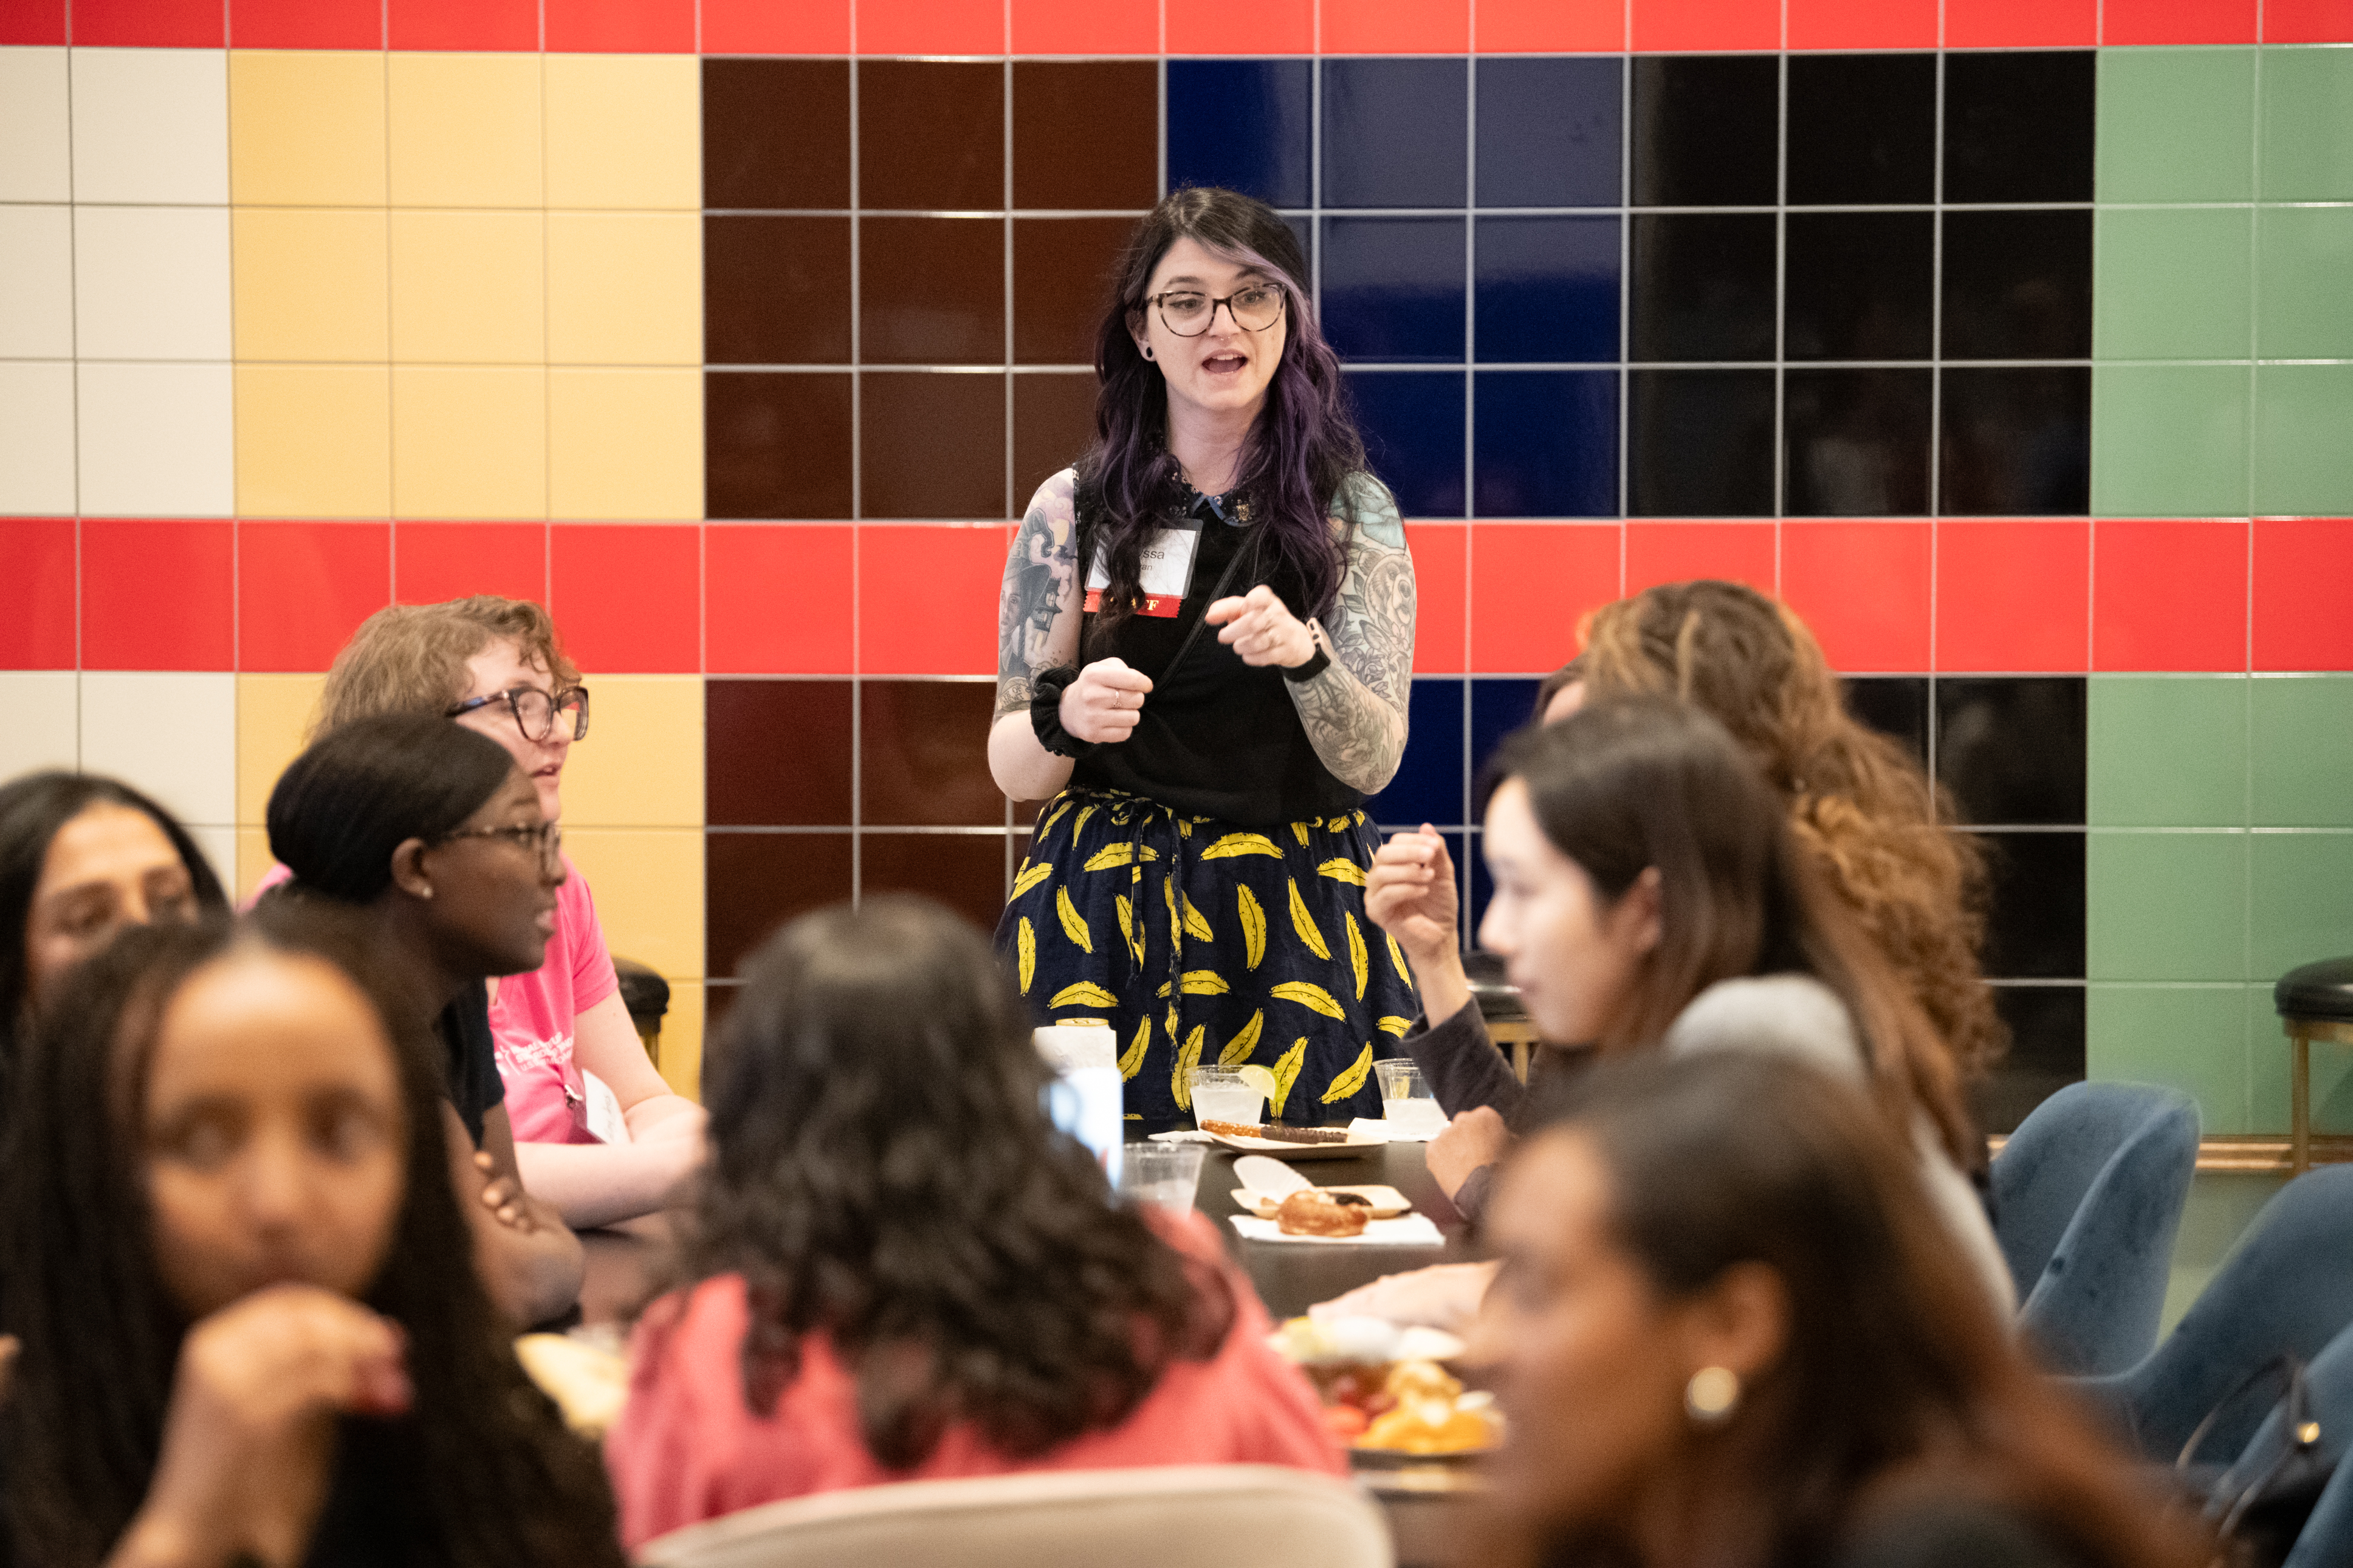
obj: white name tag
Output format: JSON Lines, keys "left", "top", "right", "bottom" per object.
{"left": 1084, "top": 525, "right": 1202, "bottom": 618}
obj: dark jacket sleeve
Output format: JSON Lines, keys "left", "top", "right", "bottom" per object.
{"left": 1399, "top": 1002, "right": 1525, "bottom": 1123}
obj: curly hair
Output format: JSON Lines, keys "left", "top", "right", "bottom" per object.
{"left": 1576, "top": 581, "right": 2005, "bottom": 1078}
{"left": 314, "top": 595, "right": 580, "bottom": 742}
{"left": 667, "top": 895, "right": 1234, "bottom": 1469}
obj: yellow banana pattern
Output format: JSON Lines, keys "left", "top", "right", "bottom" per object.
{"left": 1056, "top": 886, "right": 1091, "bottom": 953}
{"left": 1268, "top": 1038, "right": 1306, "bottom": 1117}
{"left": 1017, "top": 917, "right": 1036, "bottom": 994}
{"left": 1172, "top": 1024, "right": 1205, "bottom": 1109}
{"left": 1118, "top": 1015, "right": 1152, "bottom": 1079}
{"left": 1387, "top": 931, "right": 1412, "bottom": 983}
{"left": 1049, "top": 981, "right": 1119, "bottom": 1009}
{"left": 1201, "top": 832, "right": 1282, "bottom": 860}
{"left": 1238, "top": 885, "right": 1267, "bottom": 970}
{"left": 1218, "top": 1008, "right": 1264, "bottom": 1066}
{"left": 1322, "top": 1041, "right": 1374, "bottom": 1103}
{"left": 1346, "top": 911, "right": 1369, "bottom": 1001}
{"left": 1010, "top": 860, "right": 1054, "bottom": 901}
{"left": 1317, "top": 857, "right": 1368, "bottom": 886}
{"left": 1270, "top": 980, "right": 1346, "bottom": 1019}
{"left": 1377, "top": 1015, "right": 1414, "bottom": 1037}
{"left": 1115, "top": 894, "right": 1145, "bottom": 967}
{"left": 1182, "top": 894, "right": 1214, "bottom": 942}
{"left": 1180, "top": 970, "right": 1229, "bottom": 996}
{"left": 1287, "top": 877, "right": 1331, "bottom": 960}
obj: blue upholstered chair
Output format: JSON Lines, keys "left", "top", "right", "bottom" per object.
{"left": 2203, "top": 1313, "right": 2353, "bottom": 1567}
{"left": 1992, "top": 1081, "right": 2200, "bottom": 1375}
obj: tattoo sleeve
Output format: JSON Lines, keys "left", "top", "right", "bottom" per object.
{"left": 1287, "top": 526, "right": 1415, "bottom": 794}
{"left": 995, "top": 470, "right": 1082, "bottom": 719}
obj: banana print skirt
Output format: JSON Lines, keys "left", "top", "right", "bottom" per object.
{"left": 996, "top": 785, "right": 1421, "bottom": 1128}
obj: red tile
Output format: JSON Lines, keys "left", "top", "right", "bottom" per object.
{"left": 1934, "top": 519, "right": 2089, "bottom": 674}
{"left": 0, "top": 519, "right": 75, "bottom": 669}
{"left": 1477, "top": 0, "right": 1622, "bottom": 48}
{"left": 1468, "top": 522, "right": 1620, "bottom": 675}
{"left": 703, "top": 0, "right": 850, "bottom": 49}
{"left": 2253, "top": 518, "right": 2353, "bottom": 671}
{"left": 545, "top": 0, "right": 693, "bottom": 50}
{"left": 0, "top": 0, "right": 69, "bottom": 43}
{"left": 238, "top": 522, "right": 393, "bottom": 674}
{"left": 387, "top": 0, "right": 537, "bottom": 49}
{"left": 1322, "top": 0, "right": 1470, "bottom": 51}
{"left": 2266, "top": 0, "right": 2353, "bottom": 39}
{"left": 2103, "top": 0, "right": 2257, "bottom": 43}
{"left": 1166, "top": 0, "right": 1312, "bottom": 52}
{"left": 1405, "top": 522, "right": 1466, "bottom": 676}
{"left": 69, "top": 0, "right": 221, "bottom": 44}
{"left": 707, "top": 524, "right": 854, "bottom": 676}
{"left": 1788, "top": 0, "right": 1934, "bottom": 47}
{"left": 1781, "top": 521, "right": 1931, "bottom": 674}
{"left": 2092, "top": 520, "right": 2248, "bottom": 674}
{"left": 551, "top": 524, "right": 701, "bottom": 675}
{"left": 1943, "top": 0, "right": 2096, "bottom": 43}
{"left": 1629, "top": 0, "right": 1778, "bottom": 50}
{"left": 231, "top": 0, "right": 381, "bottom": 46}
{"left": 83, "top": 520, "right": 233, "bottom": 672}
{"left": 857, "top": 524, "right": 1010, "bottom": 676}
{"left": 856, "top": 0, "right": 1001, "bottom": 54}
{"left": 1624, "top": 521, "right": 1776, "bottom": 598}
{"left": 1011, "top": 0, "right": 1155, "bottom": 51}
{"left": 394, "top": 522, "right": 548, "bottom": 608}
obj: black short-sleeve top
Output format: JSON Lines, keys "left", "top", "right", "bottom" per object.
{"left": 434, "top": 981, "right": 506, "bottom": 1148}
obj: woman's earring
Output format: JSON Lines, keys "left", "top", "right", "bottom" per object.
{"left": 1142, "top": 345, "right": 1155, "bottom": 360}
{"left": 1685, "top": 1366, "right": 1740, "bottom": 1426}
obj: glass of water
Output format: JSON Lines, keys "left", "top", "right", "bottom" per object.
{"left": 1374, "top": 1058, "right": 1448, "bottom": 1137}
{"left": 1119, "top": 1141, "right": 1208, "bottom": 1216}
{"left": 1188, "top": 1066, "right": 1267, "bottom": 1129}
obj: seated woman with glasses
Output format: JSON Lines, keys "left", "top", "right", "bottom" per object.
{"left": 255, "top": 597, "right": 702, "bottom": 1231}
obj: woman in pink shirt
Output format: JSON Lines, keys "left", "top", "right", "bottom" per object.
{"left": 604, "top": 897, "right": 1340, "bottom": 1549}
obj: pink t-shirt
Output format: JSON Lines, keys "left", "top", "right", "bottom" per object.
{"left": 603, "top": 1212, "right": 1345, "bottom": 1549}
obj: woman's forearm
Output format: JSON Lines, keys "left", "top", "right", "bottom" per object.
{"left": 1285, "top": 656, "right": 1408, "bottom": 794}
{"left": 514, "top": 1137, "right": 701, "bottom": 1231}
{"left": 989, "top": 711, "right": 1075, "bottom": 803}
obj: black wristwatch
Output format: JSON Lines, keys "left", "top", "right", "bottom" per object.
{"left": 1282, "top": 622, "right": 1333, "bottom": 683}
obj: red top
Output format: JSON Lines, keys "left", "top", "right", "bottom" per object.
{"left": 604, "top": 1211, "right": 1344, "bottom": 1549}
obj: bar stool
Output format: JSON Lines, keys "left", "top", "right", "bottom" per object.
{"left": 1463, "top": 950, "right": 1538, "bottom": 1083}
{"left": 614, "top": 955, "right": 671, "bottom": 1070}
{"left": 2277, "top": 956, "right": 2353, "bottom": 1174}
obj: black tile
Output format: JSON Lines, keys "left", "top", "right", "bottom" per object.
{"left": 1844, "top": 675, "right": 1929, "bottom": 767}
{"left": 1941, "top": 209, "right": 2093, "bottom": 361}
{"left": 860, "top": 680, "right": 1003, "bottom": 826}
{"left": 1347, "top": 371, "right": 1465, "bottom": 518}
{"left": 1367, "top": 677, "right": 1466, "bottom": 829}
{"left": 860, "top": 216, "right": 1003, "bottom": 366}
{"left": 1631, "top": 55, "right": 1779, "bottom": 208}
{"left": 859, "top": 60, "right": 1003, "bottom": 211}
{"left": 860, "top": 832, "right": 1011, "bottom": 935}
{"left": 1323, "top": 58, "right": 1469, "bottom": 209}
{"left": 1786, "top": 53, "right": 1935, "bottom": 206}
{"left": 860, "top": 373, "right": 1006, "bottom": 519}
{"left": 1165, "top": 60, "right": 1312, "bottom": 208}
{"left": 1627, "top": 369, "right": 1776, "bottom": 516}
{"left": 706, "top": 830, "right": 853, "bottom": 979}
{"left": 707, "top": 679, "right": 853, "bottom": 825}
{"left": 705, "top": 371, "right": 853, "bottom": 520}
{"left": 1935, "top": 676, "right": 2087, "bottom": 826}
{"left": 1976, "top": 832, "right": 2086, "bottom": 980}
{"left": 1013, "top": 217, "right": 1130, "bottom": 365}
{"left": 1783, "top": 211, "right": 1934, "bottom": 361}
{"left": 1011, "top": 61, "right": 1157, "bottom": 211}
{"left": 1322, "top": 216, "right": 1467, "bottom": 364}
{"left": 1475, "top": 56, "right": 1621, "bottom": 208}
{"left": 702, "top": 59, "right": 849, "bottom": 210}
{"left": 1944, "top": 52, "right": 2095, "bottom": 205}
{"left": 1629, "top": 213, "right": 1776, "bottom": 362}
{"left": 1973, "top": 984, "right": 2085, "bottom": 1134}
{"left": 1783, "top": 368, "right": 1932, "bottom": 516}
{"left": 704, "top": 215, "right": 851, "bottom": 365}
{"left": 1938, "top": 366, "right": 2091, "bottom": 516}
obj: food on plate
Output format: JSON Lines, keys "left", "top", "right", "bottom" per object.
{"left": 1276, "top": 1189, "right": 1369, "bottom": 1237}
{"left": 1358, "top": 1402, "right": 1497, "bottom": 1455}
{"left": 1200, "top": 1119, "right": 1353, "bottom": 1145}
{"left": 514, "top": 1330, "right": 630, "bottom": 1437}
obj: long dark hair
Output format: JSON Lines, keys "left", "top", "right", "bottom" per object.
{"left": 667, "top": 895, "right": 1232, "bottom": 1468}
{"left": 1486, "top": 697, "right": 1973, "bottom": 1167}
{"left": 0, "top": 903, "right": 623, "bottom": 1567}
{"left": 267, "top": 713, "right": 518, "bottom": 903}
{"left": 1494, "top": 1052, "right": 2205, "bottom": 1568}
{"left": 1082, "top": 185, "right": 1367, "bottom": 649}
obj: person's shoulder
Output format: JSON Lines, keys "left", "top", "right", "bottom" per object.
{"left": 1022, "top": 467, "right": 1082, "bottom": 529}
{"left": 1831, "top": 1496, "right": 2092, "bottom": 1568}
{"left": 1664, "top": 972, "right": 1863, "bottom": 1081}
{"left": 1329, "top": 472, "right": 1404, "bottom": 549}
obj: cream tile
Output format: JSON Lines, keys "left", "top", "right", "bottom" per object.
{"left": 0, "top": 671, "right": 80, "bottom": 780}
{"left": 232, "top": 208, "right": 390, "bottom": 361}
{"left": 547, "top": 211, "right": 699, "bottom": 365}
{"left": 187, "top": 824, "right": 237, "bottom": 892}
{"left": 71, "top": 49, "right": 229, "bottom": 205}
{"left": 653, "top": 977, "right": 702, "bottom": 1101}
{"left": 560, "top": 827, "right": 702, "bottom": 979}
{"left": 390, "top": 365, "right": 546, "bottom": 519}
{"left": 235, "top": 365, "right": 392, "bottom": 518}
{"left": 75, "top": 206, "right": 233, "bottom": 361}
{"left": 560, "top": 675, "right": 703, "bottom": 827}
{"left": 228, "top": 50, "right": 386, "bottom": 207}
{"left": 543, "top": 53, "right": 698, "bottom": 210}
{"left": 0, "top": 49, "right": 72, "bottom": 202}
{"left": 0, "top": 205, "right": 73, "bottom": 358}
{"left": 235, "top": 671, "right": 325, "bottom": 824}
{"left": 80, "top": 672, "right": 238, "bottom": 829}
{"left": 0, "top": 361, "right": 79, "bottom": 513}
{"left": 547, "top": 369, "right": 701, "bottom": 520}
{"left": 234, "top": 824, "right": 274, "bottom": 902}
{"left": 387, "top": 53, "right": 542, "bottom": 209}
{"left": 388, "top": 210, "right": 545, "bottom": 365}
{"left": 78, "top": 363, "right": 235, "bottom": 517}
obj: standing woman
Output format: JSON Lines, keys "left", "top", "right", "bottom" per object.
{"left": 989, "top": 187, "right": 1418, "bottom": 1125}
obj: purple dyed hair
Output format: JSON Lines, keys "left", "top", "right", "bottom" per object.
{"left": 1079, "top": 187, "right": 1369, "bottom": 650}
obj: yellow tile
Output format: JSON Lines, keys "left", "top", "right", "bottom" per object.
{"left": 235, "top": 826, "right": 275, "bottom": 904}
{"left": 548, "top": 369, "right": 701, "bottom": 520}
{"left": 236, "top": 672, "right": 326, "bottom": 824}
{"left": 389, "top": 210, "right": 545, "bottom": 365}
{"left": 229, "top": 50, "right": 386, "bottom": 207}
{"left": 654, "top": 978, "right": 702, "bottom": 1101}
{"left": 235, "top": 365, "right": 392, "bottom": 518}
{"left": 562, "top": 827, "right": 702, "bottom": 979}
{"left": 232, "top": 208, "right": 389, "bottom": 362}
{"left": 547, "top": 211, "right": 700, "bottom": 365}
{"left": 391, "top": 366, "right": 546, "bottom": 519}
{"left": 544, "top": 53, "right": 698, "bottom": 210}
{"left": 560, "top": 675, "right": 704, "bottom": 827}
{"left": 387, "top": 52, "right": 541, "bottom": 209}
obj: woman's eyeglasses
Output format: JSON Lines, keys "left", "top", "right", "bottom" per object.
{"left": 447, "top": 685, "right": 591, "bottom": 744}
{"left": 435, "top": 820, "right": 564, "bottom": 874}
{"left": 1145, "top": 284, "right": 1286, "bottom": 338}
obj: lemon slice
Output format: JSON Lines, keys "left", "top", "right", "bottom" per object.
{"left": 1234, "top": 1065, "right": 1279, "bottom": 1102}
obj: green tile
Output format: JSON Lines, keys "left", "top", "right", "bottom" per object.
{"left": 2090, "top": 365, "right": 2252, "bottom": 516}
{"left": 2088, "top": 832, "right": 2248, "bottom": 981}
{"left": 2094, "top": 208, "right": 2253, "bottom": 361}
{"left": 2259, "top": 46, "right": 2353, "bottom": 201}
{"left": 2257, "top": 205, "right": 2353, "bottom": 359}
{"left": 2248, "top": 830, "right": 2353, "bottom": 977}
{"left": 2098, "top": 47, "right": 2257, "bottom": 202}
{"left": 2251, "top": 364, "right": 2353, "bottom": 515}
{"left": 2250, "top": 676, "right": 2353, "bottom": 826}
{"left": 2089, "top": 676, "right": 2247, "bottom": 826}
{"left": 2250, "top": 983, "right": 2353, "bottom": 1134}
{"left": 2087, "top": 983, "right": 2248, "bottom": 1134}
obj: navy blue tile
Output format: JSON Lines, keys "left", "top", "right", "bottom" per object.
{"left": 1282, "top": 213, "right": 1311, "bottom": 272}
{"left": 1475, "top": 56, "right": 1621, "bottom": 209}
{"left": 1322, "top": 216, "right": 1466, "bottom": 364}
{"left": 1367, "top": 677, "right": 1466, "bottom": 829}
{"left": 1347, "top": 370, "right": 1465, "bottom": 518}
{"left": 1166, "top": 61, "right": 1312, "bottom": 208}
{"left": 1475, "top": 216, "right": 1619, "bottom": 365}
{"left": 1323, "top": 58, "right": 1468, "bottom": 210}
{"left": 1474, "top": 371, "right": 1618, "bottom": 518}
{"left": 1470, "top": 677, "right": 1544, "bottom": 789}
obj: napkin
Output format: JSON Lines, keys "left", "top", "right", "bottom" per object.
{"left": 1345, "top": 1117, "right": 1440, "bottom": 1145}
{"left": 1146, "top": 1129, "right": 1215, "bottom": 1143}
{"left": 1229, "top": 1214, "right": 1446, "bottom": 1247}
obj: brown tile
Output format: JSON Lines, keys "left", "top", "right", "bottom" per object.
{"left": 860, "top": 216, "right": 1005, "bottom": 366}
{"left": 1013, "top": 372, "right": 1097, "bottom": 505}
{"left": 707, "top": 679, "right": 853, "bottom": 825}
{"left": 1012, "top": 217, "right": 1129, "bottom": 365}
{"left": 860, "top": 832, "right": 1010, "bottom": 934}
{"left": 706, "top": 371, "right": 853, "bottom": 519}
{"left": 706, "top": 829, "right": 853, "bottom": 979}
{"left": 859, "top": 680, "right": 1001, "bottom": 825}
{"left": 1012, "top": 62, "right": 1158, "bottom": 211}
{"left": 705, "top": 979, "right": 739, "bottom": 1038}
{"left": 705, "top": 216, "right": 851, "bottom": 365}
{"left": 703, "top": 60, "right": 850, "bottom": 210}
{"left": 859, "top": 61, "right": 1003, "bottom": 211}
{"left": 860, "top": 372, "right": 1006, "bottom": 519}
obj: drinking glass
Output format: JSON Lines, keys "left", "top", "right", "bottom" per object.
{"left": 1375, "top": 1058, "right": 1448, "bottom": 1137}
{"left": 1188, "top": 1065, "right": 1267, "bottom": 1129}
{"left": 1119, "top": 1142, "right": 1208, "bottom": 1215}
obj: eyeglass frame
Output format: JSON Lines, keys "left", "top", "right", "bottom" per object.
{"left": 1142, "top": 284, "right": 1289, "bottom": 338}
{"left": 431, "top": 820, "right": 565, "bottom": 874}
{"left": 445, "top": 683, "right": 591, "bottom": 744}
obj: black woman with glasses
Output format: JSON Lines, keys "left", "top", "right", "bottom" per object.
{"left": 989, "top": 187, "right": 1418, "bottom": 1128}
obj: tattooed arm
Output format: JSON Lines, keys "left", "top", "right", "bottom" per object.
{"left": 1287, "top": 501, "right": 1415, "bottom": 795}
{"left": 988, "top": 470, "right": 1085, "bottom": 801}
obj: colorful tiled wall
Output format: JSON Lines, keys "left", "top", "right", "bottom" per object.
{"left": 2, "top": 0, "right": 2349, "bottom": 1126}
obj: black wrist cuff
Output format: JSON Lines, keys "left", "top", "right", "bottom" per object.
{"left": 1281, "top": 645, "right": 1333, "bottom": 683}
{"left": 1029, "top": 667, "right": 1094, "bottom": 758}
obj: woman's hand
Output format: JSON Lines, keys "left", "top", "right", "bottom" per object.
{"left": 1366, "top": 826, "right": 1460, "bottom": 971}
{"left": 474, "top": 1149, "right": 541, "bottom": 1233}
{"left": 1426, "top": 1106, "right": 1511, "bottom": 1202}
{"left": 1061, "top": 657, "right": 1155, "bottom": 744}
{"left": 1205, "top": 585, "right": 1317, "bottom": 668}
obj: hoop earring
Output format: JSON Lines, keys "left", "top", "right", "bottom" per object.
{"left": 1685, "top": 1366, "right": 1740, "bottom": 1426}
